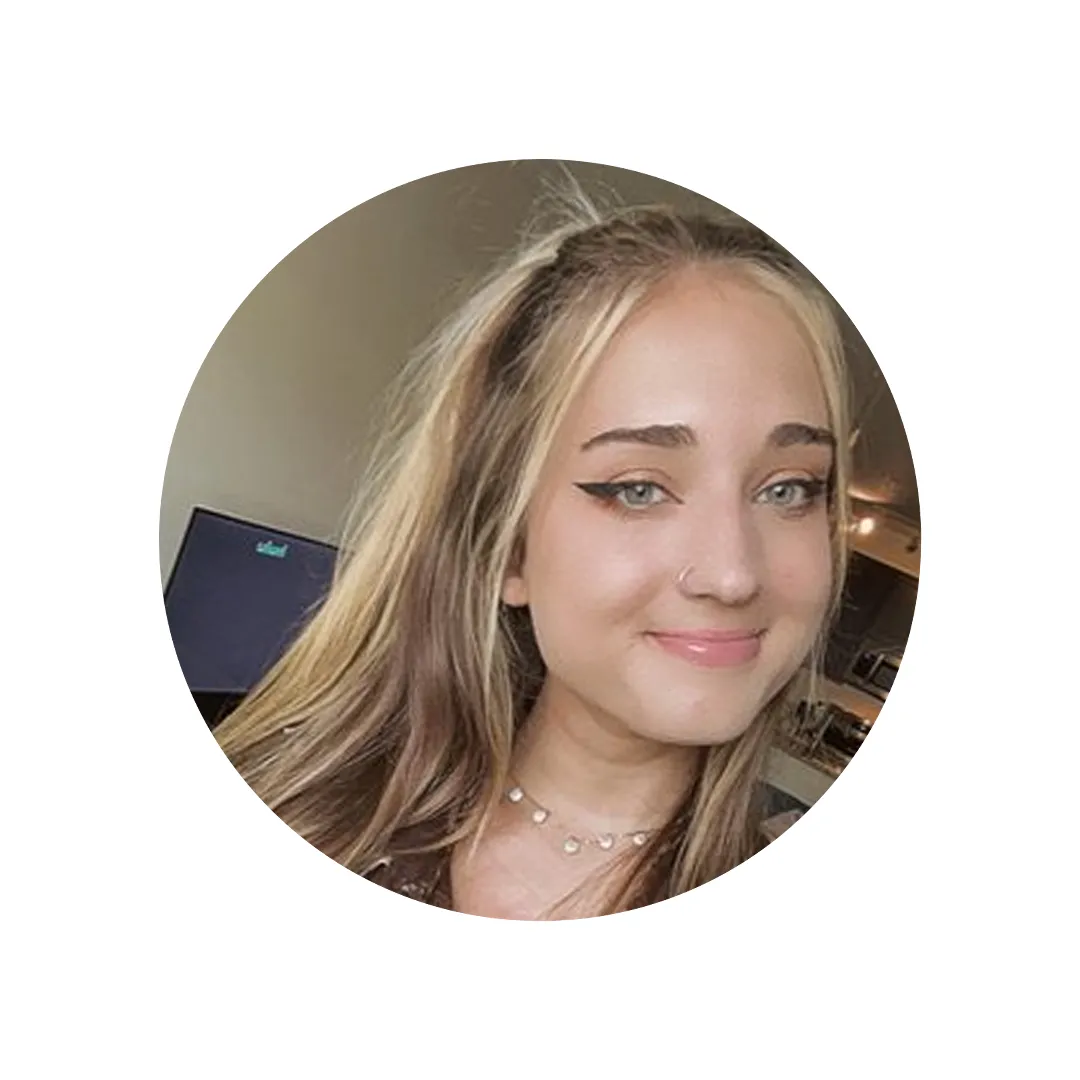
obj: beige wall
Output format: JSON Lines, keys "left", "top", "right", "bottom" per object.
{"left": 159, "top": 190, "right": 443, "bottom": 580}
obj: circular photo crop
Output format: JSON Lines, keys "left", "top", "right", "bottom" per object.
{"left": 160, "top": 160, "right": 920, "bottom": 919}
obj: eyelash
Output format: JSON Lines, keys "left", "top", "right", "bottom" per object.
{"left": 574, "top": 478, "right": 830, "bottom": 516}
{"left": 575, "top": 481, "right": 678, "bottom": 512}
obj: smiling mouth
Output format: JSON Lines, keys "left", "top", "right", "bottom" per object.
{"left": 645, "top": 629, "right": 765, "bottom": 668}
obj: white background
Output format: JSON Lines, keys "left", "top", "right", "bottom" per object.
{"left": 3, "top": 3, "right": 1077, "bottom": 1077}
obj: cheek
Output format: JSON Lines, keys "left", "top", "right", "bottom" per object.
{"left": 525, "top": 509, "right": 661, "bottom": 632}
{"left": 767, "top": 524, "right": 834, "bottom": 614}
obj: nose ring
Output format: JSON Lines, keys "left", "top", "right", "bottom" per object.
{"left": 676, "top": 565, "right": 694, "bottom": 593}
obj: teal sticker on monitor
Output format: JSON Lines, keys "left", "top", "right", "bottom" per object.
{"left": 255, "top": 540, "right": 289, "bottom": 558}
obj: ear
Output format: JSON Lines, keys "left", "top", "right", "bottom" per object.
{"left": 501, "top": 570, "right": 528, "bottom": 608}
{"left": 501, "top": 533, "right": 529, "bottom": 607}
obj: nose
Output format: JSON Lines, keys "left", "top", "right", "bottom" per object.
{"left": 678, "top": 498, "right": 763, "bottom": 608}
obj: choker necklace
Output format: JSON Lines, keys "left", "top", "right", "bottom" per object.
{"left": 504, "top": 781, "right": 655, "bottom": 856}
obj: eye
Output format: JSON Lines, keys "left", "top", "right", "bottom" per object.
{"left": 756, "top": 477, "right": 829, "bottom": 512}
{"left": 615, "top": 481, "right": 668, "bottom": 509}
{"left": 574, "top": 480, "right": 674, "bottom": 511}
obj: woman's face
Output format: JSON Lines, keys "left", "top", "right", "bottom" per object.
{"left": 502, "top": 267, "right": 836, "bottom": 746}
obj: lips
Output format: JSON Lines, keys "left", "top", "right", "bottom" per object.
{"left": 646, "top": 628, "right": 764, "bottom": 668}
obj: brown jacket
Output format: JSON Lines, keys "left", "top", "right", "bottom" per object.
{"left": 363, "top": 849, "right": 452, "bottom": 907}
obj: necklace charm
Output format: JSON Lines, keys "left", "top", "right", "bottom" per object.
{"left": 505, "top": 781, "right": 655, "bottom": 857}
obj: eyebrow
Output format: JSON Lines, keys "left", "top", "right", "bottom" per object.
{"left": 768, "top": 422, "right": 836, "bottom": 450}
{"left": 580, "top": 424, "right": 697, "bottom": 452}
{"left": 579, "top": 421, "right": 835, "bottom": 453}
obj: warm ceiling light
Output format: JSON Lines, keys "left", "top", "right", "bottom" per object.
{"left": 856, "top": 516, "right": 877, "bottom": 536}
{"left": 848, "top": 480, "right": 899, "bottom": 505}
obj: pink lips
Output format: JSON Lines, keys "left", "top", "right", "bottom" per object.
{"left": 646, "top": 628, "right": 764, "bottom": 668}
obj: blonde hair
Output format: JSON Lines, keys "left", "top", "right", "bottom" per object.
{"left": 215, "top": 194, "right": 852, "bottom": 912}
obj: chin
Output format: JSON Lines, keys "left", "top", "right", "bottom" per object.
{"left": 627, "top": 694, "right": 769, "bottom": 748}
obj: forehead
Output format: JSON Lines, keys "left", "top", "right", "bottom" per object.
{"left": 566, "top": 267, "right": 828, "bottom": 444}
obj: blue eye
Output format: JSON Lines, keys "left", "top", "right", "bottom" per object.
{"left": 757, "top": 478, "right": 827, "bottom": 510}
{"left": 615, "top": 482, "right": 667, "bottom": 509}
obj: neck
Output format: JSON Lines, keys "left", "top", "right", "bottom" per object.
{"left": 510, "top": 678, "right": 701, "bottom": 835}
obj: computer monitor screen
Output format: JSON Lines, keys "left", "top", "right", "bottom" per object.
{"left": 164, "top": 508, "right": 337, "bottom": 695}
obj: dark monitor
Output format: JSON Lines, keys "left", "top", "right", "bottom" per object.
{"left": 164, "top": 508, "right": 337, "bottom": 697}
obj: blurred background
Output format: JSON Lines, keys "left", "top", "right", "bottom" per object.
{"left": 159, "top": 160, "right": 920, "bottom": 821}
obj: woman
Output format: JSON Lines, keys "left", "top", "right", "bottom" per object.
{"left": 215, "top": 197, "right": 852, "bottom": 919}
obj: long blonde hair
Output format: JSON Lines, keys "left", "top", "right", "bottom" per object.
{"left": 215, "top": 194, "right": 852, "bottom": 911}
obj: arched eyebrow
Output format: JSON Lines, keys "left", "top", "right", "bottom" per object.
{"left": 768, "top": 422, "right": 836, "bottom": 450}
{"left": 580, "top": 424, "right": 697, "bottom": 452}
{"left": 579, "top": 421, "right": 835, "bottom": 453}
